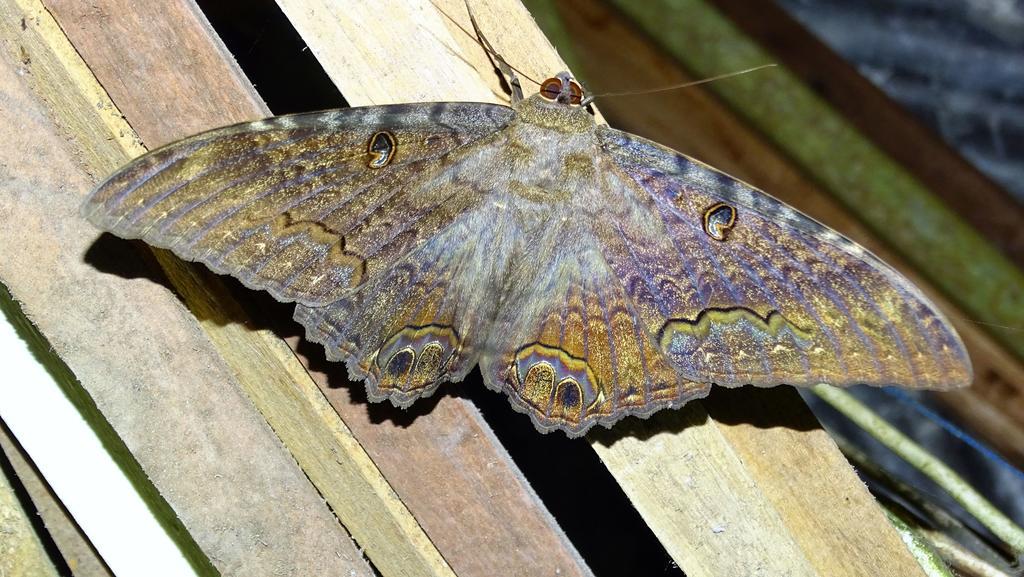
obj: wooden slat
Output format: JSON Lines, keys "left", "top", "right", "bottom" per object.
{"left": 0, "top": 435, "right": 60, "bottom": 577}
{"left": 45, "top": 0, "right": 264, "bottom": 145}
{"left": 272, "top": 3, "right": 594, "bottom": 576}
{"left": 39, "top": 1, "right": 457, "bottom": 575}
{"left": 297, "top": 353, "right": 592, "bottom": 577}
{"left": 1, "top": 284, "right": 211, "bottom": 575}
{"left": 40, "top": 0, "right": 593, "bottom": 576}
{"left": 0, "top": 422, "right": 113, "bottom": 576}
{"left": 555, "top": 0, "right": 1024, "bottom": 467}
{"left": 590, "top": 400, "right": 822, "bottom": 577}
{"left": 280, "top": 1, "right": 930, "bottom": 575}
{"left": 1, "top": 1, "right": 430, "bottom": 575}
{"left": 590, "top": 390, "right": 930, "bottom": 577}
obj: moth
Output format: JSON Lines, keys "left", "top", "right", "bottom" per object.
{"left": 83, "top": 58, "right": 972, "bottom": 436}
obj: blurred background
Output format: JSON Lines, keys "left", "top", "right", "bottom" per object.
{"left": 780, "top": 0, "right": 1024, "bottom": 203}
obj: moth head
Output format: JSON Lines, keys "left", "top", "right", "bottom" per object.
{"left": 539, "top": 72, "right": 585, "bottom": 106}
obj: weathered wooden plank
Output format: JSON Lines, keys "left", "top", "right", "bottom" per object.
{"left": 0, "top": 434, "right": 60, "bottom": 577}
{"left": 43, "top": 0, "right": 264, "bottom": 144}
{"left": 590, "top": 389, "right": 930, "bottom": 577}
{"left": 557, "top": 0, "right": 1024, "bottom": 467}
{"left": 0, "top": 288, "right": 206, "bottom": 575}
{"left": 591, "top": 404, "right": 821, "bottom": 577}
{"left": 278, "top": 1, "right": 930, "bottom": 575}
{"left": 1, "top": 1, "right": 399, "bottom": 575}
{"left": 38, "top": 1, "right": 464, "bottom": 575}
{"left": 0, "top": 421, "right": 113, "bottom": 577}
{"left": 41, "top": 0, "right": 592, "bottom": 575}
{"left": 299, "top": 354, "right": 593, "bottom": 577}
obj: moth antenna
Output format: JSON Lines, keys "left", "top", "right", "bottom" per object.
{"left": 429, "top": 0, "right": 543, "bottom": 101}
{"left": 465, "top": 3, "right": 523, "bottom": 102}
{"left": 955, "top": 317, "right": 1024, "bottom": 333}
{"left": 581, "top": 64, "right": 778, "bottom": 105}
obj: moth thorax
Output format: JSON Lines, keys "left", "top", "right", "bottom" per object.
{"left": 513, "top": 94, "right": 595, "bottom": 134}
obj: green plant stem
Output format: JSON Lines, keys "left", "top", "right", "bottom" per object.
{"left": 884, "top": 509, "right": 956, "bottom": 577}
{"left": 813, "top": 384, "right": 1024, "bottom": 558}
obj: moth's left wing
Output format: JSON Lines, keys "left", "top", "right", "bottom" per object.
{"left": 595, "top": 126, "right": 972, "bottom": 390}
{"left": 83, "top": 103, "right": 514, "bottom": 306}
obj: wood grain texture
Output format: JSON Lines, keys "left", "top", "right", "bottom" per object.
{"left": 44, "top": 0, "right": 264, "bottom": 145}
{"left": 590, "top": 388, "right": 931, "bottom": 577}
{"left": 0, "top": 422, "right": 113, "bottom": 577}
{"left": 0, "top": 284, "right": 215, "bottom": 576}
{"left": 591, "top": 402, "right": 820, "bottom": 577}
{"left": 300, "top": 355, "right": 593, "bottom": 577}
{"left": 41, "top": 0, "right": 592, "bottom": 576}
{"left": 0, "top": 441, "right": 60, "bottom": 577}
{"left": 279, "top": 1, "right": 930, "bottom": 575}
{"left": 2, "top": 0, "right": 420, "bottom": 575}
{"left": 557, "top": 0, "right": 1024, "bottom": 468}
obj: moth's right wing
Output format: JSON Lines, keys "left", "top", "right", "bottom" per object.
{"left": 595, "top": 126, "right": 972, "bottom": 390}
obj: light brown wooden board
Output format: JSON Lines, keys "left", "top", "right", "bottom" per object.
{"left": 558, "top": 0, "right": 1024, "bottom": 467}
{"left": 0, "top": 432, "right": 60, "bottom": 577}
{"left": 278, "top": 1, "right": 931, "bottom": 575}
{"left": 296, "top": 350, "right": 593, "bottom": 577}
{"left": 38, "top": 0, "right": 593, "bottom": 576}
{"left": 0, "top": 422, "right": 113, "bottom": 576}
{"left": 0, "top": 1, "right": 382, "bottom": 575}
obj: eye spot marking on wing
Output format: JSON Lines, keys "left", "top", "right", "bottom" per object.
{"left": 381, "top": 347, "right": 415, "bottom": 387}
{"left": 703, "top": 203, "right": 736, "bottom": 241}
{"left": 553, "top": 379, "right": 584, "bottom": 422}
{"left": 522, "top": 361, "right": 557, "bottom": 405}
{"left": 367, "top": 130, "right": 397, "bottom": 169}
{"left": 510, "top": 343, "right": 601, "bottom": 424}
{"left": 371, "top": 325, "right": 460, "bottom": 394}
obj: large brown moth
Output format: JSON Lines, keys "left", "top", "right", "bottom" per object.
{"left": 82, "top": 37, "right": 971, "bottom": 436}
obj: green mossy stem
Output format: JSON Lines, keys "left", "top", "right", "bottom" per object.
{"left": 813, "top": 383, "right": 1024, "bottom": 558}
